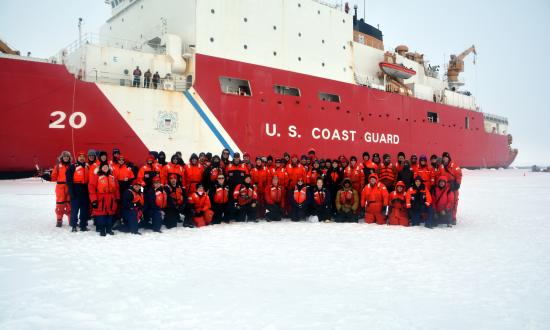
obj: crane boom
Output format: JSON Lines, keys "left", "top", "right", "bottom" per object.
{"left": 447, "top": 45, "right": 477, "bottom": 84}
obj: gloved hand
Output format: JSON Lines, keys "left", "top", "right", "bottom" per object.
{"left": 251, "top": 203, "right": 257, "bottom": 208}
{"left": 92, "top": 201, "right": 98, "bottom": 209}
{"left": 441, "top": 210, "right": 447, "bottom": 215}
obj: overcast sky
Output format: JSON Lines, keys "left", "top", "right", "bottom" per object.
{"left": 1, "top": 0, "right": 549, "bottom": 166}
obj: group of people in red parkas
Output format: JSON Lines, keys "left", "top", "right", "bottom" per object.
{"left": 47, "top": 147, "right": 462, "bottom": 236}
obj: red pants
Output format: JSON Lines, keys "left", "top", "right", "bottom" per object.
{"left": 193, "top": 210, "right": 213, "bottom": 227}
{"left": 388, "top": 208, "right": 409, "bottom": 226}
{"left": 452, "top": 190, "right": 459, "bottom": 221}
{"left": 365, "top": 202, "right": 385, "bottom": 224}
{"left": 55, "top": 184, "right": 70, "bottom": 221}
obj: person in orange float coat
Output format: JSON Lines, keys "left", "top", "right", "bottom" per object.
{"left": 51, "top": 151, "right": 72, "bottom": 227}
{"left": 436, "top": 152, "right": 462, "bottom": 225}
{"left": 66, "top": 151, "right": 90, "bottom": 232}
{"left": 138, "top": 155, "right": 162, "bottom": 188}
{"left": 250, "top": 156, "right": 268, "bottom": 218}
{"left": 289, "top": 176, "right": 308, "bottom": 221}
{"left": 344, "top": 156, "right": 364, "bottom": 193}
{"left": 414, "top": 155, "right": 435, "bottom": 192}
{"left": 89, "top": 151, "right": 107, "bottom": 183}
{"left": 113, "top": 155, "right": 135, "bottom": 194}
{"left": 89, "top": 163, "right": 120, "bottom": 236}
{"left": 164, "top": 174, "right": 187, "bottom": 229}
{"left": 264, "top": 175, "right": 285, "bottom": 221}
{"left": 387, "top": 181, "right": 409, "bottom": 226}
{"left": 188, "top": 183, "right": 213, "bottom": 227}
{"left": 361, "top": 173, "right": 389, "bottom": 225}
{"left": 432, "top": 175, "right": 455, "bottom": 227}
{"left": 406, "top": 175, "right": 434, "bottom": 228}
{"left": 267, "top": 158, "right": 288, "bottom": 189}
{"left": 285, "top": 154, "right": 307, "bottom": 190}
{"left": 378, "top": 153, "right": 397, "bottom": 192}
{"left": 306, "top": 159, "right": 323, "bottom": 187}
{"left": 233, "top": 175, "right": 258, "bottom": 222}
{"left": 360, "top": 152, "right": 378, "bottom": 179}
{"left": 335, "top": 178, "right": 359, "bottom": 222}
{"left": 209, "top": 174, "right": 231, "bottom": 224}
{"left": 410, "top": 154, "right": 419, "bottom": 173}
{"left": 161, "top": 154, "right": 185, "bottom": 186}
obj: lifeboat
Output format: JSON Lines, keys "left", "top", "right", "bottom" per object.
{"left": 379, "top": 62, "right": 416, "bottom": 79}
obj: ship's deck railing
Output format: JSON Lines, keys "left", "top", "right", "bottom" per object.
{"left": 312, "top": 0, "right": 342, "bottom": 10}
{"left": 483, "top": 112, "right": 508, "bottom": 124}
{"left": 84, "top": 69, "right": 188, "bottom": 92}
{"left": 63, "top": 33, "right": 165, "bottom": 57}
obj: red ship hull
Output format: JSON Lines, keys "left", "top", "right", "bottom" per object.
{"left": 0, "top": 55, "right": 516, "bottom": 176}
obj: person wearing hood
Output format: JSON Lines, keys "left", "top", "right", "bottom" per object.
{"left": 335, "top": 178, "right": 359, "bottom": 222}
{"left": 185, "top": 153, "right": 205, "bottom": 194}
{"left": 66, "top": 151, "right": 90, "bottom": 232}
{"left": 395, "top": 152, "right": 406, "bottom": 172}
{"left": 396, "top": 160, "right": 414, "bottom": 188}
{"left": 164, "top": 174, "right": 187, "bottom": 229}
{"left": 432, "top": 175, "right": 455, "bottom": 227}
{"left": 264, "top": 175, "right": 285, "bottom": 222}
{"left": 430, "top": 154, "right": 439, "bottom": 170}
{"left": 344, "top": 155, "right": 364, "bottom": 193}
{"left": 155, "top": 151, "right": 166, "bottom": 166}
{"left": 250, "top": 156, "right": 268, "bottom": 218}
{"left": 138, "top": 155, "right": 162, "bottom": 189}
{"left": 188, "top": 183, "right": 213, "bottom": 227}
{"left": 406, "top": 175, "right": 434, "bottom": 228}
{"left": 378, "top": 153, "right": 397, "bottom": 192}
{"left": 143, "top": 175, "right": 166, "bottom": 233}
{"left": 289, "top": 176, "right": 308, "bottom": 221}
{"left": 161, "top": 154, "right": 185, "bottom": 186}
{"left": 232, "top": 174, "right": 258, "bottom": 222}
{"left": 387, "top": 181, "right": 409, "bottom": 226}
{"left": 51, "top": 151, "right": 72, "bottom": 227}
{"left": 371, "top": 153, "right": 381, "bottom": 167}
{"left": 209, "top": 173, "right": 231, "bottom": 224}
{"left": 226, "top": 152, "right": 249, "bottom": 192}
{"left": 89, "top": 163, "right": 120, "bottom": 236}
{"left": 121, "top": 179, "right": 144, "bottom": 235}
{"left": 361, "top": 173, "right": 389, "bottom": 225}
{"left": 309, "top": 177, "right": 332, "bottom": 222}
{"left": 436, "top": 152, "right": 462, "bottom": 224}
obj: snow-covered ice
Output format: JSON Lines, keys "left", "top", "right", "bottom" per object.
{"left": 0, "top": 169, "right": 549, "bottom": 329}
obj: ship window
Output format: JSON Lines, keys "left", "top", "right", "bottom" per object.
{"left": 427, "top": 112, "right": 439, "bottom": 123}
{"left": 319, "top": 92, "right": 340, "bottom": 103}
{"left": 219, "top": 77, "right": 252, "bottom": 96}
{"left": 465, "top": 116, "right": 470, "bottom": 129}
{"left": 274, "top": 85, "right": 300, "bottom": 97}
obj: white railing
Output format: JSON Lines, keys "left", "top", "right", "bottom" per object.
{"left": 85, "top": 69, "right": 189, "bottom": 92}
{"left": 62, "top": 33, "right": 166, "bottom": 58}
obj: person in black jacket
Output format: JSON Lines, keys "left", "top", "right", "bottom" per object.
{"left": 308, "top": 177, "right": 332, "bottom": 222}
{"left": 143, "top": 176, "right": 166, "bottom": 233}
{"left": 326, "top": 159, "right": 343, "bottom": 215}
{"left": 121, "top": 179, "right": 143, "bottom": 235}
{"left": 209, "top": 174, "right": 231, "bottom": 224}
{"left": 288, "top": 177, "right": 308, "bottom": 221}
{"left": 164, "top": 174, "right": 187, "bottom": 229}
{"left": 66, "top": 151, "right": 90, "bottom": 232}
{"left": 397, "top": 160, "right": 414, "bottom": 188}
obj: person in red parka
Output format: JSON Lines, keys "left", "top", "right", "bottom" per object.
{"left": 188, "top": 183, "right": 213, "bottom": 228}
{"left": 388, "top": 181, "right": 409, "bottom": 226}
{"left": 414, "top": 155, "right": 435, "bottom": 192}
{"left": 161, "top": 154, "right": 185, "bottom": 186}
{"left": 89, "top": 163, "right": 120, "bottom": 236}
{"left": 286, "top": 154, "right": 307, "bottom": 190}
{"left": 51, "top": 151, "right": 72, "bottom": 227}
{"left": 250, "top": 156, "right": 268, "bottom": 218}
{"left": 432, "top": 175, "right": 455, "bottom": 227}
{"left": 344, "top": 156, "right": 365, "bottom": 193}
{"left": 233, "top": 175, "right": 258, "bottom": 222}
{"left": 361, "top": 173, "right": 389, "bottom": 225}
{"left": 264, "top": 175, "right": 285, "bottom": 221}
{"left": 436, "top": 151, "right": 462, "bottom": 224}
{"left": 138, "top": 155, "right": 162, "bottom": 188}
{"left": 185, "top": 153, "right": 205, "bottom": 194}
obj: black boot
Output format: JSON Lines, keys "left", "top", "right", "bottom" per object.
{"left": 107, "top": 231, "right": 115, "bottom": 235}
{"left": 71, "top": 226, "right": 78, "bottom": 232}
{"left": 80, "top": 227, "right": 89, "bottom": 232}
{"left": 56, "top": 220, "right": 62, "bottom": 228}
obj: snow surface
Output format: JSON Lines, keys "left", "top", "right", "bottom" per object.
{"left": 0, "top": 169, "right": 549, "bottom": 330}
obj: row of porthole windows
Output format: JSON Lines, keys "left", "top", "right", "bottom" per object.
{"left": 210, "top": 7, "right": 347, "bottom": 23}
{"left": 209, "top": 36, "right": 346, "bottom": 50}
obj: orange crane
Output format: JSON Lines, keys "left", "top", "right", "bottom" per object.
{"left": 447, "top": 45, "right": 476, "bottom": 83}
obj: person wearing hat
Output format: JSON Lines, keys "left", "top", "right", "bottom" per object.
{"left": 267, "top": 158, "right": 288, "bottom": 189}
{"left": 250, "top": 156, "right": 268, "bottom": 218}
{"left": 242, "top": 152, "right": 252, "bottom": 171}
{"left": 300, "top": 155, "right": 309, "bottom": 173}
{"left": 387, "top": 181, "right": 409, "bottom": 226}
{"left": 113, "top": 155, "right": 135, "bottom": 195}
{"left": 121, "top": 179, "right": 144, "bottom": 235}
{"left": 143, "top": 175, "right": 166, "bottom": 233}
{"left": 308, "top": 177, "right": 332, "bottom": 222}
{"left": 431, "top": 175, "right": 455, "bottom": 227}
{"left": 286, "top": 154, "right": 307, "bottom": 192}
{"left": 396, "top": 160, "right": 414, "bottom": 189}
{"left": 360, "top": 152, "right": 378, "bottom": 182}
{"left": 66, "top": 151, "right": 90, "bottom": 232}
{"left": 378, "top": 153, "right": 397, "bottom": 192}
{"left": 87, "top": 149, "right": 97, "bottom": 166}
{"left": 220, "top": 149, "right": 231, "bottom": 169}
{"left": 89, "top": 163, "right": 120, "bottom": 236}
{"left": 335, "top": 178, "right": 359, "bottom": 222}
{"left": 204, "top": 155, "right": 223, "bottom": 193}
{"left": 326, "top": 159, "right": 343, "bottom": 214}
{"left": 289, "top": 176, "right": 308, "bottom": 221}
{"left": 395, "top": 151, "right": 406, "bottom": 172}
{"left": 406, "top": 175, "right": 434, "bottom": 228}
{"left": 109, "top": 148, "right": 122, "bottom": 167}
{"left": 188, "top": 183, "right": 213, "bottom": 227}
{"left": 161, "top": 154, "right": 185, "bottom": 186}
{"left": 306, "top": 159, "right": 323, "bottom": 187}
{"left": 264, "top": 175, "right": 285, "bottom": 221}
{"left": 344, "top": 155, "right": 364, "bottom": 193}
{"left": 138, "top": 154, "right": 162, "bottom": 189}
{"left": 51, "top": 151, "right": 72, "bottom": 227}
{"left": 233, "top": 174, "right": 258, "bottom": 222}
{"left": 414, "top": 155, "right": 435, "bottom": 192}
{"left": 226, "top": 152, "right": 249, "bottom": 192}
{"left": 409, "top": 154, "right": 419, "bottom": 173}
{"left": 372, "top": 153, "right": 381, "bottom": 167}
{"left": 157, "top": 151, "right": 167, "bottom": 166}
{"left": 209, "top": 173, "right": 231, "bottom": 224}
{"left": 436, "top": 152, "right": 462, "bottom": 224}
{"left": 266, "top": 155, "right": 274, "bottom": 170}
{"left": 164, "top": 174, "right": 187, "bottom": 229}
{"left": 184, "top": 153, "right": 205, "bottom": 194}
{"left": 361, "top": 173, "right": 389, "bottom": 225}
{"left": 430, "top": 154, "right": 440, "bottom": 169}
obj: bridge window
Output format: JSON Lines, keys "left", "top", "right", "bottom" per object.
{"left": 427, "top": 112, "right": 439, "bottom": 123}
{"left": 319, "top": 92, "right": 340, "bottom": 103}
{"left": 465, "top": 116, "right": 470, "bottom": 129}
{"left": 219, "top": 77, "right": 252, "bottom": 96}
{"left": 274, "top": 85, "right": 300, "bottom": 97}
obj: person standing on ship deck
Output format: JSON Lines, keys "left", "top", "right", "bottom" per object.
{"left": 132, "top": 66, "right": 142, "bottom": 87}
{"left": 144, "top": 69, "right": 152, "bottom": 88}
